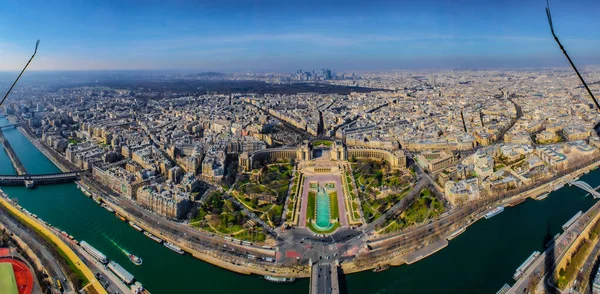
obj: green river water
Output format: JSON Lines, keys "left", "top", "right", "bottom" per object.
{"left": 0, "top": 118, "right": 596, "bottom": 293}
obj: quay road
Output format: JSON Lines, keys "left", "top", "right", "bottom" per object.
{"left": 510, "top": 201, "right": 600, "bottom": 294}
{"left": 55, "top": 232, "right": 130, "bottom": 294}
{"left": 0, "top": 204, "right": 75, "bottom": 293}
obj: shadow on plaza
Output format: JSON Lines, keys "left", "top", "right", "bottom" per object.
{"left": 588, "top": 254, "right": 600, "bottom": 293}
{"left": 542, "top": 222, "right": 558, "bottom": 294}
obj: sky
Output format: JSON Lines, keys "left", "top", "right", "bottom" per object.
{"left": 1, "top": 0, "right": 600, "bottom": 72}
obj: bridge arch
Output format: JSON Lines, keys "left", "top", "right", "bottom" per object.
{"left": 567, "top": 179, "right": 600, "bottom": 199}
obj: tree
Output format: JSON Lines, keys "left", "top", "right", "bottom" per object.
{"left": 220, "top": 213, "right": 229, "bottom": 227}
{"left": 0, "top": 230, "right": 8, "bottom": 247}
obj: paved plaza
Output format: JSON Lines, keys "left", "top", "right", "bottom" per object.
{"left": 299, "top": 174, "right": 349, "bottom": 229}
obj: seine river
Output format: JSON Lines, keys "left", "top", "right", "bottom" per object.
{"left": 0, "top": 118, "right": 596, "bottom": 293}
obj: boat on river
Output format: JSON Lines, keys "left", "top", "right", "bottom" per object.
{"left": 101, "top": 204, "right": 115, "bottom": 213}
{"left": 143, "top": 232, "right": 163, "bottom": 244}
{"left": 164, "top": 242, "right": 184, "bottom": 254}
{"left": 80, "top": 240, "right": 108, "bottom": 264}
{"left": 372, "top": 264, "right": 390, "bottom": 273}
{"left": 496, "top": 283, "right": 510, "bottom": 294}
{"left": 535, "top": 193, "right": 549, "bottom": 201}
{"left": 108, "top": 261, "right": 134, "bottom": 284}
{"left": 485, "top": 206, "right": 504, "bottom": 219}
{"left": 447, "top": 227, "right": 466, "bottom": 240}
{"left": 513, "top": 251, "right": 540, "bottom": 280}
{"left": 115, "top": 212, "right": 126, "bottom": 221}
{"left": 263, "top": 275, "right": 296, "bottom": 283}
{"left": 130, "top": 281, "right": 149, "bottom": 294}
{"left": 129, "top": 253, "right": 143, "bottom": 266}
{"left": 129, "top": 221, "right": 143, "bottom": 232}
{"left": 562, "top": 211, "right": 582, "bottom": 231}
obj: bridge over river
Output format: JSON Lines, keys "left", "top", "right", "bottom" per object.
{"left": 0, "top": 171, "right": 83, "bottom": 187}
{"left": 0, "top": 124, "right": 16, "bottom": 130}
{"left": 310, "top": 261, "right": 340, "bottom": 294}
{"left": 564, "top": 178, "right": 600, "bottom": 198}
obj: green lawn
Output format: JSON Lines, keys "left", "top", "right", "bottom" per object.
{"left": 380, "top": 188, "right": 445, "bottom": 234}
{"left": 329, "top": 191, "right": 339, "bottom": 220}
{"left": 351, "top": 159, "right": 415, "bottom": 224}
{"left": 361, "top": 201, "right": 382, "bottom": 221}
{"left": 306, "top": 191, "right": 316, "bottom": 223}
{"left": 0, "top": 263, "right": 17, "bottom": 294}
{"left": 194, "top": 191, "right": 264, "bottom": 242}
{"left": 381, "top": 220, "right": 404, "bottom": 234}
{"left": 235, "top": 230, "right": 266, "bottom": 243}
{"left": 312, "top": 140, "right": 333, "bottom": 147}
{"left": 233, "top": 164, "right": 293, "bottom": 227}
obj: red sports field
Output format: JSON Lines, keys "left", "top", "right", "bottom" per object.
{"left": 284, "top": 250, "right": 301, "bottom": 259}
{"left": 0, "top": 257, "right": 34, "bottom": 294}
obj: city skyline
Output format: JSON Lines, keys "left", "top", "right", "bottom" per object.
{"left": 2, "top": 0, "right": 600, "bottom": 71}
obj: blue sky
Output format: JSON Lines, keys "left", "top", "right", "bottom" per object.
{"left": 1, "top": 0, "right": 599, "bottom": 71}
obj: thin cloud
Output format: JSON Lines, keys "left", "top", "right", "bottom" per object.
{"left": 123, "top": 33, "right": 557, "bottom": 53}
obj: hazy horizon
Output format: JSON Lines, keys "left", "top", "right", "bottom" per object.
{"left": 2, "top": 65, "right": 600, "bottom": 75}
